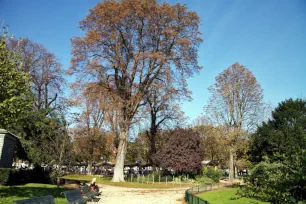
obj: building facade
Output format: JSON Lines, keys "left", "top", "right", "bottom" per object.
{"left": 0, "top": 129, "right": 18, "bottom": 168}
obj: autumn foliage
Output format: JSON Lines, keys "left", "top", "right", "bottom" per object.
{"left": 69, "top": 0, "right": 202, "bottom": 181}
{"left": 155, "top": 128, "right": 203, "bottom": 174}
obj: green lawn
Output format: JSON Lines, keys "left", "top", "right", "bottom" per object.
{"left": 198, "top": 188, "right": 270, "bottom": 204}
{"left": 62, "top": 174, "right": 191, "bottom": 189}
{"left": 0, "top": 183, "right": 71, "bottom": 204}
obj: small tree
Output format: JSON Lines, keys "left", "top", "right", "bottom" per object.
{"left": 155, "top": 128, "right": 203, "bottom": 175}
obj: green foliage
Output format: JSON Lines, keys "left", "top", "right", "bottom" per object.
{"left": 0, "top": 168, "right": 52, "bottom": 186}
{"left": 195, "top": 175, "right": 213, "bottom": 184}
{"left": 0, "top": 36, "right": 32, "bottom": 129}
{"left": 201, "top": 166, "right": 223, "bottom": 182}
{"left": 249, "top": 98, "right": 306, "bottom": 163}
{"left": 240, "top": 154, "right": 306, "bottom": 203}
{"left": 0, "top": 168, "right": 11, "bottom": 185}
{"left": 195, "top": 166, "right": 223, "bottom": 184}
{"left": 244, "top": 98, "right": 306, "bottom": 203}
{"left": 239, "top": 160, "right": 288, "bottom": 202}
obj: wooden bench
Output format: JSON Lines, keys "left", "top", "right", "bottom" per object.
{"left": 62, "top": 189, "right": 89, "bottom": 204}
{"left": 13, "top": 195, "right": 55, "bottom": 204}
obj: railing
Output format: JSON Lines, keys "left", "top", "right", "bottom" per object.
{"left": 185, "top": 182, "right": 241, "bottom": 204}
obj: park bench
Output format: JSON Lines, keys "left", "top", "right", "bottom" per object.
{"left": 82, "top": 184, "right": 100, "bottom": 201}
{"left": 62, "top": 189, "right": 89, "bottom": 204}
{"left": 13, "top": 195, "right": 55, "bottom": 204}
{"left": 82, "top": 184, "right": 99, "bottom": 198}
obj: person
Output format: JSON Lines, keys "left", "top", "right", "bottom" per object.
{"left": 90, "top": 178, "right": 101, "bottom": 195}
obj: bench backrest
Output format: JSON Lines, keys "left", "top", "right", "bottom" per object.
{"left": 82, "top": 184, "right": 90, "bottom": 194}
{"left": 62, "top": 189, "right": 83, "bottom": 202}
{"left": 14, "top": 195, "right": 55, "bottom": 204}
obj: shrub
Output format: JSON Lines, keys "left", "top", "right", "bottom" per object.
{"left": 195, "top": 175, "right": 213, "bottom": 184}
{"left": 0, "top": 167, "right": 52, "bottom": 186}
{"left": 200, "top": 166, "right": 222, "bottom": 183}
{"left": 0, "top": 168, "right": 11, "bottom": 185}
{"left": 239, "top": 153, "right": 306, "bottom": 204}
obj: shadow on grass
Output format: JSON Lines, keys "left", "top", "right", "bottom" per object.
{"left": 0, "top": 184, "right": 74, "bottom": 203}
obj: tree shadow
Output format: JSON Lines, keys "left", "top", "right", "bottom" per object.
{"left": 0, "top": 184, "right": 73, "bottom": 200}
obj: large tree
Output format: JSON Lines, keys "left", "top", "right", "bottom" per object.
{"left": 69, "top": 0, "right": 202, "bottom": 181}
{"left": 249, "top": 98, "right": 306, "bottom": 163}
{"left": 0, "top": 34, "right": 32, "bottom": 130}
{"left": 9, "top": 38, "right": 65, "bottom": 115}
{"left": 145, "top": 82, "right": 185, "bottom": 167}
{"left": 242, "top": 98, "right": 306, "bottom": 203}
{"left": 204, "top": 62, "right": 265, "bottom": 181}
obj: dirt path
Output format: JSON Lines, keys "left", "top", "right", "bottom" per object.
{"left": 89, "top": 185, "right": 188, "bottom": 204}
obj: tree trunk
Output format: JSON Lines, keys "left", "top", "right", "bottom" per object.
{"left": 148, "top": 127, "right": 157, "bottom": 168}
{"left": 87, "top": 162, "right": 93, "bottom": 175}
{"left": 57, "top": 176, "right": 60, "bottom": 187}
{"left": 112, "top": 128, "right": 129, "bottom": 182}
{"left": 235, "top": 165, "right": 238, "bottom": 178}
{"left": 229, "top": 148, "right": 234, "bottom": 182}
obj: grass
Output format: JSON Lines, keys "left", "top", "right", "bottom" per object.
{"left": 62, "top": 174, "right": 191, "bottom": 189}
{"left": 0, "top": 183, "right": 71, "bottom": 204}
{"left": 197, "top": 188, "right": 270, "bottom": 204}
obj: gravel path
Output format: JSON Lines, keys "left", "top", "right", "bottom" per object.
{"left": 89, "top": 185, "right": 187, "bottom": 204}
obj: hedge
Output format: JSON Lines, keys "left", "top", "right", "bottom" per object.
{"left": 0, "top": 168, "right": 11, "bottom": 185}
{"left": 0, "top": 167, "right": 51, "bottom": 186}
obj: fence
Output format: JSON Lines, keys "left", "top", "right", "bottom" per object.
{"left": 125, "top": 174, "right": 186, "bottom": 186}
{"left": 185, "top": 182, "right": 241, "bottom": 204}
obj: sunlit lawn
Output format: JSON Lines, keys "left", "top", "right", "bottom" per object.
{"left": 0, "top": 183, "right": 71, "bottom": 204}
{"left": 62, "top": 174, "right": 191, "bottom": 189}
{"left": 197, "top": 188, "right": 270, "bottom": 204}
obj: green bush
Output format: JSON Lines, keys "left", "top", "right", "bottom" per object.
{"left": 195, "top": 175, "right": 213, "bottom": 184}
{"left": 0, "top": 168, "right": 11, "bottom": 185}
{"left": 0, "top": 167, "right": 52, "bottom": 186}
{"left": 200, "top": 166, "right": 223, "bottom": 183}
{"left": 239, "top": 153, "right": 306, "bottom": 204}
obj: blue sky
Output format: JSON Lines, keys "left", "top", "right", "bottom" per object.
{"left": 1, "top": 0, "right": 305, "bottom": 122}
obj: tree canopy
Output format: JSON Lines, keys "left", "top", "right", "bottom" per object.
{"left": 249, "top": 98, "right": 306, "bottom": 162}
{"left": 242, "top": 98, "right": 306, "bottom": 203}
{"left": 204, "top": 62, "right": 266, "bottom": 180}
{"left": 155, "top": 128, "right": 203, "bottom": 174}
{"left": 0, "top": 36, "right": 32, "bottom": 130}
{"left": 69, "top": 0, "right": 202, "bottom": 182}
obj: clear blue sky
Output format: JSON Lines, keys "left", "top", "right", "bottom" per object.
{"left": 1, "top": 0, "right": 306, "bottom": 122}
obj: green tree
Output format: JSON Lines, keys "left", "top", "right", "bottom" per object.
{"left": 242, "top": 98, "right": 306, "bottom": 203}
{"left": 0, "top": 36, "right": 31, "bottom": 130}
{"left": 249, "top": 98, "right": 306, "bottom": 162}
